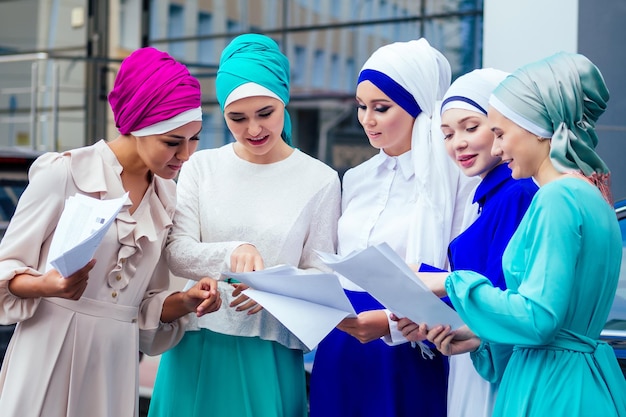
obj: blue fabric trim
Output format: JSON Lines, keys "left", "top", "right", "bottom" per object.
{"left": 442, "top": 95, "right": 487, "bottom": 115}
{"left": 358, "top": 69, "right": 421, "bottom": 118}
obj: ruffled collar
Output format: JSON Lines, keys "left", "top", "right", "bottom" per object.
{"left": 65, "top": 140, "right": 176, "bottom": 292}
{"left": 66, "top": 140, "right": 175, "bottom": 228}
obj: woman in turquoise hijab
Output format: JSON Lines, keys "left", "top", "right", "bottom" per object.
{"left": 147, "top": 34, "right": 341, "bottom": 417}
{"left": 408, "top": 52, "right": 626, "bottom": 416}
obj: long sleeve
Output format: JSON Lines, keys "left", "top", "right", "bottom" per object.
{"left": 164, "top": 145, "right": 341, "bottom": 349}
{"left": 295, "top": 175, "right": 340, "bottom": 272}
{"left": 446, "top": 187, "right": 580, "bottom": 346}
{"left": 138, "top": 254, "right": 188, "bottom": 356}
{"left": 0, "top": 153, "right": 68, "bottom": 324}
{"left": 165, "top": 154, "right": 248, "bottom": 281}
{"left": 469, "top": 341, "right": 514, "bottom": 384}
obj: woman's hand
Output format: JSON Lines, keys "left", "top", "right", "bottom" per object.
{"left": 8, "top": 259, "right": 96, "bottom": 300}
{"left": 230, "top": 244, "right": 264, "bottom": 273}
{"left": 337, "top": 310, "right": 390, "bottom": 343}
{"left": 392, "top": 314, "right": 429, "bottom": 342}
{"left": 161, "top": 277, "right": 221, "bottom": 322}
{"left": 229, "top": 283, "right": 263, "bottom": 315}
{"left": 183, "top": 277, "right": 222, "bottom": 317}
{"left": 426, "top": 324, "right": 481, "bottom": 356}
{"left": 228, "top": 244, "right": 264, "bottom": 315}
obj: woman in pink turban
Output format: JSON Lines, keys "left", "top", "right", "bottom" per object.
{"left": 0, "top": 47, "right": 221, "bottom": 417}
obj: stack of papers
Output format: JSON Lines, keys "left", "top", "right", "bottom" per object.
{"left": 46, "top": 193, "right": 128, "bottom": 277}
{"left": 317, "top": 243, "right": 464, "bottom": 329}
{"left": 225, "top": 242, "right": 464, "bottom": 350}
{"left": 226, "top": 266, "right": 356, "bottom": 350}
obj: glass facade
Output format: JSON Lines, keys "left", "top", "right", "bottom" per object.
{"left": 0, "top": 0, "right": 483, "bottom": 172}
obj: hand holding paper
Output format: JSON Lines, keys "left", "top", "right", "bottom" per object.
{"left": 46, "top": 193, "right": 129, "bottom": 277}
{"left": 316, "top": 243, "right": 464, "bottom": 330}
{"left": 225, "top": 266, "right": 356, "bottom": 350}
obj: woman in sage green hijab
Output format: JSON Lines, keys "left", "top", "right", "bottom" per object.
{"left": 147, "top": 34, "right": 341, "bottom": 417}
{"left": 404, "top": 52, "right": 626, "bottom": 416}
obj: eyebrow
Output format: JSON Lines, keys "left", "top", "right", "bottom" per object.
{"left": 164, "top": 128, "right": 202, "bottom": 139}
{"left": 459, "top": 115, "right": 481, "bottom": 124}
{"left": 355, "top": 96, "right": 392, "bottom": 104}
{"left": 227, "top": 105, "right": 275, "bottom": 116}
{"left": 441, "top": 114, "right": 482, "bottom": 128}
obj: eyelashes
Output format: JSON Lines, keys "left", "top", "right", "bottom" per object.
{"left": 356, "top": 104, "right": 391, "bottom": 113}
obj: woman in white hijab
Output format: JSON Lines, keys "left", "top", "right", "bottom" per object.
{"left": 309, "top": 38, "right": 476, "bottom": 417}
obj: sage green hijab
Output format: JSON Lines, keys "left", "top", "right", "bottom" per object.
{"left": 489, "top": 52, "right": 611, "bottom": 196}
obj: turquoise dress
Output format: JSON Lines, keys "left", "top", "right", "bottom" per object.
{"left": 446, "top": 178, "right": 626, "bottom": 417}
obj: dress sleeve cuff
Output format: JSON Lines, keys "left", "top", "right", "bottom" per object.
{"left": 381, "top": 309, "right": 409, "bottom": 346}
{"left": 138, "top": 290, "right": 189, "bottom": 356}
{"left": 0, "top": 266, "right": 43, "bottom": 324}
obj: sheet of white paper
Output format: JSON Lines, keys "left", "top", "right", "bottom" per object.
{"left": 46, "top": 193, "right": 129, "bottom": 277}
{"left": 226, "top": 266, "right": 356, "bottom": 350}
{"left": 317, "top": 243, "right": 465, "bottom": 329}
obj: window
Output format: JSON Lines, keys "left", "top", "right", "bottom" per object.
{"left": 167, "top": 4, "right": 185, "bottom": 58}
{"left": 199, "top": 112, "right": 215, "bottom": 150}
{"left": 197, "top": 12, "right": 213, "bottom": 64}
{"left": 293, "top": 46, "right": 306, "bottom": 86}
{"left": 312, "top": 50, "right": 325, "bottom": 88}
{"left": 120, "top": 0, "right": 140, "bottom": 50}
{"left": 149, "top": 0, "right": 160, "bottom": 40}
{"left": 330, "top": 54, "right": 340, "bottom": 90}
{"left": 345, "top": 58, "right": 356, "bottom": 91}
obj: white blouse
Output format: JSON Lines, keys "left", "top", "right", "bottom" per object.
{"left": 165, "top": 143, "right": 341, "bottom": 351}
{"left": 338, "top": 149, "right": 416, "bottom": 291}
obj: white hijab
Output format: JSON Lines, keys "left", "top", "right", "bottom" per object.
{"left": 360, "top": 39, "right": 476, "bottom": 268}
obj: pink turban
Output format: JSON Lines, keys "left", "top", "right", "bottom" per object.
{"left": 108, "top": 47, "right": 201, "bottom": 135}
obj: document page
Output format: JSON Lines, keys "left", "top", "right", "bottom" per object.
{"left": 46, "top": 193, "right": 129, "bottom": 277}
{"left": 317, "top": 243, "right": 464, "bottom": 329}
{"left": 226, "top": 265, "right": 356, "bottom": 350}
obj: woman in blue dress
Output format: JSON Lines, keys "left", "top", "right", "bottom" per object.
{"left": 395, "top": 68, "right": 538, "bottom": 417}
{"left": 402, "top": 52, "right": 626, "bottom": 416}
{"left": 309, "top": 39, "right": 475, "bottom": 417}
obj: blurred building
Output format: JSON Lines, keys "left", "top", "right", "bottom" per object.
{"left": 0, "top": 0, "right": 483, "bottom": 175}
{"left": 3, "top": 0, "right": 623, "bottom": 199}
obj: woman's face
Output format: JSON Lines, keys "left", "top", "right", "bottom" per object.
{"left": 488, "top": 107, "right": 550, "bottom": 179}
{"left": 355, "top": 80, "right": 414, "bottom": 157}
{"left": 441, "top": 108, "right": 501, "bottom": 179}
{"left": 136, "top": 121, "right": 201, "bottom": 179}
{"left": 224, "top": 95, "right": 290, "bottom": 164}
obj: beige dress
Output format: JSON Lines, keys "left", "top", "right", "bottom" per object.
{"left": 0, "top": 140, "right": 187, "bottom": 417}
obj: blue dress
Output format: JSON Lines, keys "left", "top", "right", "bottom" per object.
{"left": 309, "top": 151, "right": 450, "bottom": 417}
{"left": 448, "top": 178, "right": 626, "bottom": 416}
{"left": 445, "top": 164, "right": 537, "bottom": 417}
{"left": 448, "top": 164, "right": 538, "bottom": 288}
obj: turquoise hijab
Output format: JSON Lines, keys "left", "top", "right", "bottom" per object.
{"left": 216, "top": 34, "right": 292, "bottom": 146}
{"left": 490, "top": 52, "right": 610, "bottom": 178}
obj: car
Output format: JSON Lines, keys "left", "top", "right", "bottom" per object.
{"left": 601, "top": 198, "right": 626, "bottom": 376}
{"left": 0, "top": 146, "right": 43, "bottom": 366}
